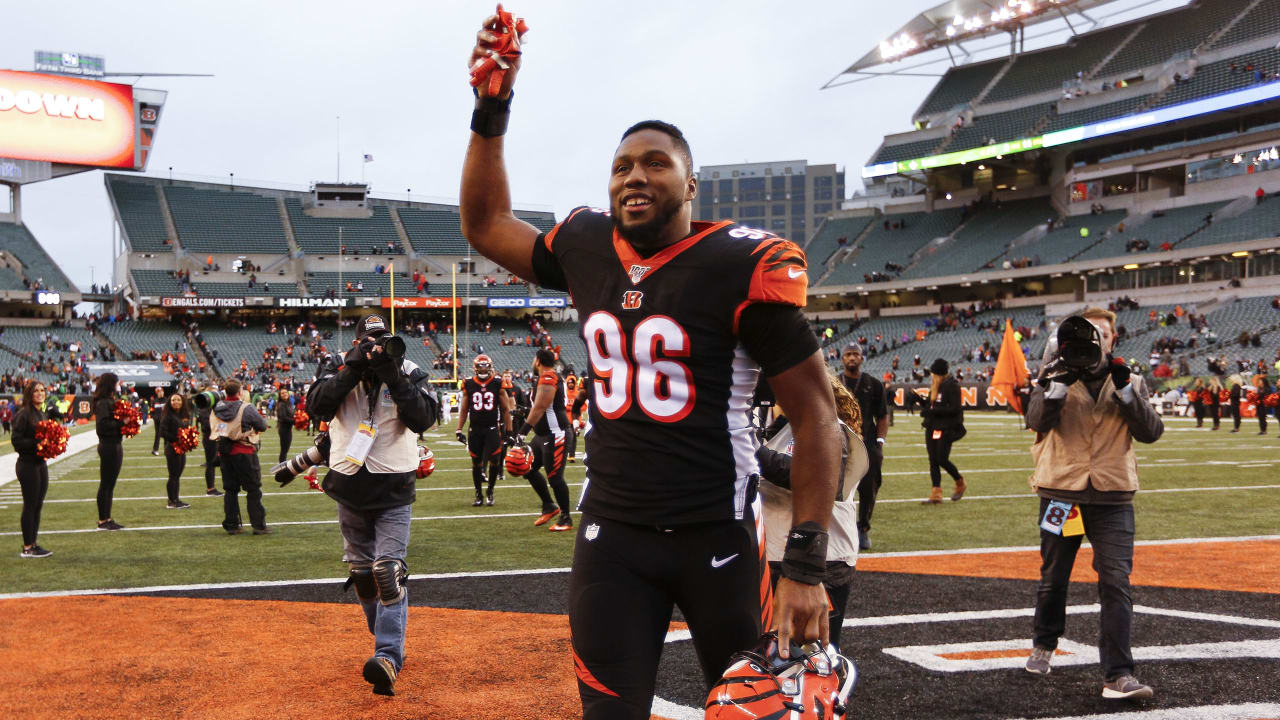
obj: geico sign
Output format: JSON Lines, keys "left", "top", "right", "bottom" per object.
{"left": 487, "top": 297, "right": 567, "bottom": 308}
{"left": 0, "top": 87, "right": 105, "bottom": 120}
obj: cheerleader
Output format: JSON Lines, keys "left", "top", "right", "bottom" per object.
{"left": 93, "top": 373, "right": 126, "bottom": 530}
{"left": 12, "top": 381, "right": 52, "bottom": 558}
{"left": 159, "top": 393, "right": 192, "bottom": 509}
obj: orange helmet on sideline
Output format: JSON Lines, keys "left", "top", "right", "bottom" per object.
{"left": 504, "top": 444, "right": 533, "bottom": 476}
{"left": 416, "top": 447, "right": 435, "bottom": 479}
{"left": 705, "top": 633, "right": 856, "bottom": 720}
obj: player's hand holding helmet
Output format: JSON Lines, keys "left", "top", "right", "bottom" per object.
{"left": 504, "top": 442, "right": 532, "bottom": 476}
{"left": 706, "top": 632, "right": 856, "bottom": 720}
{"left": 416, "top": 447, "right": 435, "bottom": 479}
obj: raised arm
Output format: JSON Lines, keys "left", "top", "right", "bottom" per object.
{"left": 459, "top": 13, "right": 541, "bottom": 281}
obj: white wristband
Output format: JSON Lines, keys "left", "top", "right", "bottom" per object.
{"left": 876, "top": 437, "right": 885, "bottom": 445}
{"left": 1045, "top": 381, "right": 1069, "bottom": 400}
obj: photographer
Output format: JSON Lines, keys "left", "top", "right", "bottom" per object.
{"left": 306, "top": 314, "right": 438, "bottom": 697}
{"left": 212, "top": 380, "right": 269, "bottom": 534}
{"left": 1023, "top": 308, "right": 1163, "bottom": 700}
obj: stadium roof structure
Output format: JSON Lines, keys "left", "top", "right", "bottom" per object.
{"left": 825, "top": 0, "right": 1186, "bottom": 87}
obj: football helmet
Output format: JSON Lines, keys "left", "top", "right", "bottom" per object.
{"left": 474, "top": 354, "right": 494, "bottom": 380}
{"left": 504, "top": 444, "right": 533, "bottom": 475}
{"left": 706, "top": 633, "right": 856, "bottom": 720}
{"left": 415, "top": 447, "right": 435, "bottom": 479}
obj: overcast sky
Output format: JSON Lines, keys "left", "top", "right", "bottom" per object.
{"left": 4, "top": 0, "right": 1184, "bottom": 293}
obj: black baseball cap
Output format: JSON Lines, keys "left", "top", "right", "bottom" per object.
{"left": 356, "top": 314, "right": 389, "bottom": 340}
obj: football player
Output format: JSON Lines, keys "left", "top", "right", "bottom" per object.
{"left": 564, "top": 374, "right": 579, "bottom": 462}
{"left": 461, "top": 16, "right": 840, "bottom": 720}
{"left": 456, "top": 354, "right": 511, "bottom": 506}
{"left": 513, "top": 348, "right": 573, "bottom": 531}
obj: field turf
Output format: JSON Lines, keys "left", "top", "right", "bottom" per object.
{"left": 0, "top": 412, "right": 1276, "bottom": 719}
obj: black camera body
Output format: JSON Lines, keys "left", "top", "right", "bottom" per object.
{"left": 1056, "top": 316, "right": 1103, "bottom": 371}
{"left": 192, "top": 389, "right": 224, "bottom": 410}
{"left": 368, "top": 334, "right": 406, "bottom": 361}
{"left": 272, "top": 432, "right": 331, "bottom": 485}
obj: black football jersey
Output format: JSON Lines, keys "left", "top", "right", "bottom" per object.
{"left": 462, "top": 376, "right": 504, "bottom": 431}
{"left": 532, "top": 370, "right": 569, "bottom": 436}
{"left": 532, "top": 207, "right": 808, "bottom": 525}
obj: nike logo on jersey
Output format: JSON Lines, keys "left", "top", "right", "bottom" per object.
{"left": 710, "top": 553, "right": 739, "bottom": 568}
{"left": 787, "top": 266, "right": 805, "bottom": 279}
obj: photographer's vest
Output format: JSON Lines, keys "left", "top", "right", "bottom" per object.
{"left": 1030, "top": 375, "right": 1141, "bottom": 493}
{"left": 328, "top": 360, "right": 420, "bottom": 475}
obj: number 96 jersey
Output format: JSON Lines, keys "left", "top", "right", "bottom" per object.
{"left": 531, "top": 207, "right": 809, "bottom": 526}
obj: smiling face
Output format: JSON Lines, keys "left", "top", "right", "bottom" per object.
{"left": 31, "top": 384, "right": 46, "bottom": 406}
{"left": 609, "top": 129, "right": 696, "bottom": 252}
{"left": 169, "top": 394, "right": 184, "bottom": 410}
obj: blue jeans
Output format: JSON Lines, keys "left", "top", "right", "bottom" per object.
{"left": 337, "top": 503, "right": 412, "bottom": 671}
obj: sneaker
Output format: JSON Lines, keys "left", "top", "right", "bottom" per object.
{"left": 96, "top": 520, "right": 125, "bottom": 531}
{"left": 1024, "top": 646, "right": 1053, "bottom": 675}
{"left": 226, "top": 527, "right": 243, "bottom": 535}
{"left": 167, "top": 500, "right": 191, "bottom": 510}
{"left": 922, "top": 487, "right": 943, "bottom": 504}
{"left": 151, "top": 450, "right": 160, "bottom": 456}
{"left": 19, "top": 545, "right": 52, "bottom": 559}
{"left": 206, "top": 488, "right": 224, "bottom": 497}
{"left": 550, "top": 515, "right": 574, "bottom": 532}
{"left": 1102, "top": 675, "right": 1153, "bottom": 700}
{"left": 472, "top": 494, "right": 484, "bottom": 507}
{"left": 534, "top": 507, "right": 560, "bottom": 527}
{"left": 363, "top": 655, "right": 397, "bottom": 696}
{"left": 951, "top": 477, "right": 967, "bottom": 501}
{"left": 1230, "top": 428, "right": 1240, "bottom": 433}
{"left": 485, "top": 492, "right": 495, "bottom": 506}
{"left": 858, "top": 528, "right": 871, "bottom": 551}
{"left": 252, "top": 526, "right": 273, "bottom": 535}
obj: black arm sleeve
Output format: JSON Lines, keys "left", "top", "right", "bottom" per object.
{"left": 307, "top": 355, "right": 361, "bottom": 421}
{"left": 11, "top": 410, "right": 37, "bottom": 455}
{"left": 930, "top": 381, "right": 962, "bottom": 418}
{"left": 1113, "top": 378, "right": 1164, "bottom": 444}
{"left": 1026, "top": 386, "right": 1064, "bottom": 433}
{"left": 388, "top": 366, "right": 437, "bottom": 434}
{"left": 160, "top": 414, "right": 179, "bottom": 443}
{"left": 530, "top": 235, "right": 569, "bottom": 292}
{"left": 737, "top": 303, "right": 821, "bottom": 377}
{"left": 243, "top": 405, "right": 269, "bottom": 433}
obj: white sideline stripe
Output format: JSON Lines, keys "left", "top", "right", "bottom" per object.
{"left": 877, "top": 484, "right": 1280, "bottom": 504}
{"left": 0, "top": 429, "right": 101, "bottom": 488}
{"left": 0, "top": 510, "right": 555, "bottom": 537}
{"left": 1133, "top": 605, "right": 1280, "bottom": 629}
{"left": 0, "top": 566, "right": 571, "bottom": 600}
{"left": 7, "top": 535, "right": 1278, "bottom": 600}
{"left": 39, "top": 481, "right": 592, "bottom": 503}
{"left": 860, "top": 534, "right": 1280, "bottom": 559}
{"left": 1006, "top": 703, "right": 1280, "bottom": 720}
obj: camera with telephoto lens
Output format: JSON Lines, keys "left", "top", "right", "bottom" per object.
{"left": 1054, "top": 316, "right": 1103, "bottom": 371}
{"left": 192, "top": 389, "right": 224, "bottom": 410}
{"left": 271, "top": 432, "right": 331, "bottom": 485}
{"left": 370, "top": 334, "right": 406, "bottom": 361}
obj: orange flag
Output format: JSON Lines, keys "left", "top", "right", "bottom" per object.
{"left": 991, "top": 318, "right": 1030, "bottom": 413}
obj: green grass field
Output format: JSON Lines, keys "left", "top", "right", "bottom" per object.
{"left": 1, "top": 412, "right": 1275, "bottom": 594}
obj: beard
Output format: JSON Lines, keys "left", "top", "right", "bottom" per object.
{"left": 612, "top": 195, "right": 684, "bottom": 253}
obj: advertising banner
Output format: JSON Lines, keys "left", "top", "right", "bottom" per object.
{"left": 381, "top": 297, "right": 464, "bottom": 309}
{"left": 486, "top": 296, "right": 567, "bottom": 308}
{"left": 277, "top": 297, "right": 351, "bottom": 308}
{"left": 890, "top": 383, "right": 1020, "bottom": 411}
{"left": 0, "top": 69, "right": 135, "bottom": 168}
{"left": 85, "top": 363, "right": 176, "bottom": 388}
{"left": 161, "top": 296, "right": 244, "bottom": 308}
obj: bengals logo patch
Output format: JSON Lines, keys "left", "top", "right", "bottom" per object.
{"left": 622, "top": 290, "right": 643, "bottom": 310}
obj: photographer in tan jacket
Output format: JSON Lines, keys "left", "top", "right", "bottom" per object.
{"left": 1023, "top": 307, "right": 1163, "bottom": 700}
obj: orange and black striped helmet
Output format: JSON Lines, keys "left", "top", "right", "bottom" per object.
{"left": 705, "top": 633, "right": 856, "bottom": 720}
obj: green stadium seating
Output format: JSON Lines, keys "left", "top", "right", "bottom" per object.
{"left": 107, "top": 178, "right": 172, "bottom": 253}
{"left": 0, "top": 222, "right": 76, "bottom": 293}
{"left": 287, "top": 200, "right": 403, "bottom": 255}
{"left": 165, "top": 185, "right": 290, "bottom": 254}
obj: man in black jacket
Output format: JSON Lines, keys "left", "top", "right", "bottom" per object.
{"left": 277, "top": 388, "right": 296, "bottom": 463}
{"left": 306, "top": 314, "right": 437, "bottom": 697}
{"left": 213, "top": 380, "right": 269, "bottom": 534}
{"left": 840, "top": 343, "right": 888, "bottom": 549}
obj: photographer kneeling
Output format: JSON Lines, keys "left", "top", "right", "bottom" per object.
{"left": 306, "top": 314, "right": 438, "bottom": 697}
{"left": 1024, "top": 308, "right": 1163, "bottom": 700}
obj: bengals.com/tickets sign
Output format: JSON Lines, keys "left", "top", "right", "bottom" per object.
{"left": 0, "top": 69, "right": 135, "bottom": 168}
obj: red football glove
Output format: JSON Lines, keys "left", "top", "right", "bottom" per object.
{"left": 469, "top": 4, "right": 528, "bottom": 97}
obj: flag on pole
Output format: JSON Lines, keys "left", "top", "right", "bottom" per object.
{"left": 363, "top": 154, "right": 374, "bottom": 163}
{"left": 991, "top": 318, "right": 1030, "bottom": 413}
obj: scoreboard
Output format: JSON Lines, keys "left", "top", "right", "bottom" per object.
{"left": 0, "top": 69, "right": 165, "bottom": 180}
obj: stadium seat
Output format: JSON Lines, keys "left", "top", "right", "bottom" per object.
{"left": 286, "top": 200, "right": 403, "bottom": 255}
{"left": 166, "top": 186, "right": 290, "bottom": 255}
{"left": 903, "top": 197, "right": 1055, "bottom": 279}
{"left": 821, "top": 209, "right": 964, "bottom": 286}
{"left": 805, "top": 216, "right": 874, "bottom": 272}
{"left": 946, "top": 104, "right": 1052, "bottom": 153}
{"left": 1094, "top": 0, "right": 1255, "bottom": 79}
{"left": 984, "top": 25, "right": 1134, "bottom": 104}
{"left": 108, "top": 177, "right": 173, "bottom": 253}
{"left": 0, "top": 222, "right": 77, "bottom": 293}
{"left": 917, "top": 59, "right": 1007, "bottom": 117}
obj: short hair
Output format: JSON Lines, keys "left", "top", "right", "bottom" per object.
{"left": 1080, "top": 306, "right": 1117, "bottom": 330}
{"left": 620, "top": 120, "right": 693, "bottom": 174}
{"left": 535, "top": 348, "right": 557, "bottom": 369}
{"left": 223, "top": 379, "right": 242, "bottom": 397}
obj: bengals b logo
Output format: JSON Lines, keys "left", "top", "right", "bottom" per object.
{"left": 621, "top": 291, "right": 643, "bottom": 310}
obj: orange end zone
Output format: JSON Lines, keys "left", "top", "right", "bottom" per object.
{"left": 858, "top": 539, "right": 1280, "bottom": 595}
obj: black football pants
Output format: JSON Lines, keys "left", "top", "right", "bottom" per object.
{"left": 524, "top": 432, "right": 570, "bottom": 515}
{"left": 468, "top": 426, "right": 502, "bottom": 494}
{"left": 97, "top": 441, "right": 123, "bottom": 521}
{"left": 569, "top": 506, "right": 767, "bottom": 720}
